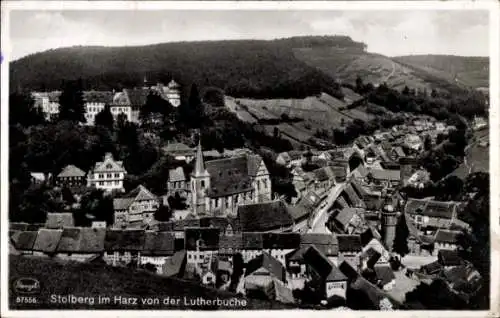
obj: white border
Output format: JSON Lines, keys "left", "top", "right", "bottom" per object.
{"left": 1, "top": 1, "right": 499, "bottom": 317}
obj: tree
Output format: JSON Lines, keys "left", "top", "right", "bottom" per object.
{"left": 355, "top": 76, "right": 364, "bottom": 93}
{"left": 58, "top": 79, "right": 86, "bottom": 122}
{"left": 435, "top": 176, "right": 464, "bottom": 201}
{"left": 95, "top": 104, "right": 114, "bottom": 129}
{"left": 424, "top": 135, "right": 432, "bottom": 151}
{"left": 188, "top": 83, "right": 204, "bottom": 128}
{"left": 9, "top": 92, "right": 45, "bottom": 127}
{"left": 167, "top": 192, "right": 187, "bottom": 210}
{"left": 402, "top": 86, "right": 410, "bottom": 96}
{"left": 154, "top": 203, "right": 172, "bottom": 222}
{"left": 393, "top": 213, "right": 410, "bottom": 257}
{"left": 229, "top": 253, "right": 244, "bottom": 292}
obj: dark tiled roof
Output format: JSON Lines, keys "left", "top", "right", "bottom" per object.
{"left": 11, "top": 231, "right": 38, "bottom": 250}
{"left": 374, "top": 264, "right": 395, "bottom": 286}
{"left": 361, "top": 248, "right": 382, "bottom": 268}
{"left": 164, "top": 143, "right": 193, "bottom": 153}
{"left": 45, "top": 213, "right": 75, "bottom": 229}
{"left": 263, "top": 233, "right": 301, "bottom": 250}
{"left": 104, "top": 230, "right": 145, "bottom": 251}
{"left": 56, "top": 227, "right": 82, "bottom": 252}
{"left": 344, "top": 184, "right": 365, "bottom": 208}
{"left": 246, "top": 251, "right": 285, "bottom": 282}
{"left": 219, "top": 234, "right": 243, "bottom": 252}
{"left": 206, "top": 155, "right": 260, "bottom": 197}
{"left": 434, "top": 230, "right": 461, "bottom": 244}
{"left": 113, "top": 197, "right": 134, "bottom": 211}
{"left": 168, "top": 167, "right": 186, "bottom": 182}
{"left": 368, "top": 169, "right": 400, "bottom": 181}
{"left": 83, "top": 90, "right": 113, "bottom": 104}
{"left": 237, "top": 201, "right": 293, "bottom": 232}
{"left": 288, "top": 192, "right": 320, "bottom": 221}
{"left": 79, "top": 228, "right": 105, "bottom": 253}
{"left": 184, "top": 227, "right": 220, "bottom": 251}
{"left": 300, "top": 233, "right": 339, "bottom": 257}
{"left": 57, "top": 165, "right": 86, "bottom": 178}
{"left": 242, "top": 232, "right": 264, "bottom": 250}
{"left": 337, "top": 235, "right": 362, "bottom": 253}
{"left": 10, "top": 223, "right": 29, "bottom": 231}
{"left": 405, "top": 199, "right": 457, "bottom": 219}
{"left": 124, "top": 88, "right": 149, "bottom": 107}
{"left": 199, "top": 217, "right": 230, "bottom": 232}
{"left": 142, "top": 231, "right": 175, "bottom": 256}
{"left": 163, "top": 250, "right": 187, "bottom": 277}
{"left": 123, "top": 185, "right": 157, "bottom": 201}
{"left": 33, "top": 229, "right": 63, "bottom": 253}
{"left": 420, "top": 260, "right": 443, "bottom": 275}
{"left": 360, "top": 227, "right": 382, "bottom": 246}
{"left": 438, "top": 250, "right": 463, "bottom": 267}
{"left": 303, "top": 245, "right": 347, "bottom": 282}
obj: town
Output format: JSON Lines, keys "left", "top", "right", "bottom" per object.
{"left": 9, "top": 73, "right": 489, "bottom": 310}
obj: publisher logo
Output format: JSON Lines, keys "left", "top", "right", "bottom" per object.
{"left": 13, "top": 277, "right": 41, "bottom": 295}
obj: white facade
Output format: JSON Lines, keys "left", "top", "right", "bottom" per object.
{"left": 87, "top": 153, "right": 127, "bottom": 192}
{"left": 326, "top": 281, "right": 347, "bottom": 299}
{"left": 140, "top": 255, "right": 172, "bottom": 274}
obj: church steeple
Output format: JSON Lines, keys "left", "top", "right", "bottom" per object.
{"left": 194, "top": 138, "right": 207, "bottom": 176}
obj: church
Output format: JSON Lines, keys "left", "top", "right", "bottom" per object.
{"left": 190, "top": 141, "right": 272, "bottom": 216}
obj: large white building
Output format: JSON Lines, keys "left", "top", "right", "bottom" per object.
{"left": 87, "top": 152, "right": 127, "bottom": 192}
{"left": 31, "top": 91, "right": 61, "bottom": 121}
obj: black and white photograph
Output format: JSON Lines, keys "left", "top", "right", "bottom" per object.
{"left": 1, "top": 1, "right": 498, "bottom": 315}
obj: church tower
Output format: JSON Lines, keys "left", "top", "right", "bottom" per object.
{"left": 381, "top": 203, "right": 398, "bottom": 252}
{"left": 191, "top": 139, "right": 210, "bottom": 215}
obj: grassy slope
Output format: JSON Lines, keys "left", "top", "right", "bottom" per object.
{"left": 393, "top": 55, "right": 489, "bottom": 89}
{"left": 450, "top": 128, "right": 489, "bottom": 179}
{"left": 293, "top": 47, "right": 436, "bottom": 91}
{"left": 9, "top": 255, "right": 290, "bottom": 310}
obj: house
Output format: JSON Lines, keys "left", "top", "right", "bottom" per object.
{"left": 31, "top": 91, "right": 61, "bottom": 120}
{"left": 218, "top": 234, "right": 243, "bottom": 262}
{"left": 167, "top": 167, "right": 188, "bottom": 196}
{"left": 113, "top": 185, "right": 159, "bottom": 229}
{"left": 299, "top": 233, "right": 339, "bottom": 264}
{"left": 366, "top": 168, "right": 400, "bottom": 188}
{"left": 262, "top": 232, "right": 301, "bottom": 267}
{"left": 30, "top": 172, "right": 52, "bottom": 185}
{"left": 140, "top": 231, "right": 175, "bottom": 273}
{"left": 236, "top": 200, "right": 294, "bottom": 233}
{"left": 438, "top": 250, "right": 464, "bottom": 269}
{"left": 111, "top": 90, "right": 135, "bottom": 122}
{"left": 390, "top": 147, "right": 406, "bottom": 162}
{"left": 359, "top": 248, "right": 382, "bottom": 271}
{"left": 10, "top": 230, "right": 38, "bottom": 255}
{"left": 191, "top": 141, "right": 272, "bottom": 216}
{"left": 83, "top": 90, "right": 113, "bottom": 125}
{"left": 45, "top": 212, "right": 75, "bottom": 229}
{"left": 433, "top": 229, "right": 461, "bottom": 255}
{"left": 103, "top": 229, "right": 145, "bottom": 267}
{"left": 276, "top": 151, "right": 304, "bottom": 168}
{"left": 32, "top": 228, "right": 63, "bottom": 257}
{"left": 123, "top": 88, "right": 150, "bottom": 123}
{"left": 288, "top": 191, "right": 321, "bottom": 224}
{"left": 404, "top": 134, "right": 423, "bottom": 152}
{"left": 184, "top": 227, "right": 220, "bottom": 266}
{"left": 55, "top": 227, "right": 106, "bottom": 262}
{"left": 162, "top": 250, "right": 187, "bottom": 277}
{"left": 245, "top": 251, "right": 286, "bottom": 288}
{"left": 328, "top": 208, "right": 365, "bottom": 234}
{"left": 300, "top": 245, "right": 348, "bottom": 300}
{"left": 420, "top": 260, "right": 443, "bottom": 276}
{"left": 405, "top": 198, "right": 461, "bottom": 231}
{"left": 472, "top": 116, "right": 487, "bottom": 131}
{"left": 87, "top": 152, "right": 127, "bottom": 192}
{"left": 442, "top": 264, "right": 482, "bottom": 296}
{"left": 237, "top": 232, "right": 263, "bottom": 263}
{"left": 407, "top": 170, "right": 431, "bottom": 188}
{"left": 163, "top": 143, "right": 194, "bottom": 162}
{"left": 373, "top": 264, "right": 396, "bottom": 291}
{"left": 337, "top": 235, "right": 362, "bottom": 268}
{"left": 56, "top": 165, "right": 87, "bottom": 188}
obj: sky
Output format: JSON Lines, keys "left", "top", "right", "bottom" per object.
{"left": 8, "top": 10, "right": 490, "bottom": 60}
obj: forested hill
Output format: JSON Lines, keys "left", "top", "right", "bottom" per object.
{"left": 10, "top": 36, "right": 367, "bottom": 99}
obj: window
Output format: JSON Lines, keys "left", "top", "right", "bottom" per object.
{"left": 99, "top": 174, "right": 104, "bottom": 179}
{"left": 115, "top": 181, "right": 119, "bottom": 185}
{"left": 226, "top": 199, "right": 229, "bottom": 209}
{"left": 201, "top": 180, "right": 205, "bottom": 188}
{"left": 99, "top": 181, "right": 104, "bottom": 186}
{"left": 107, "top": 173, "right": 112, "bottom": 178}
{"left": 415, "top": 215, "right": 423, "bottom": 223}
{"left": 115, "top": 173, "right": 120, "bottom": 178}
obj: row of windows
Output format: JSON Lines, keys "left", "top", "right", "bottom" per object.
{"left": 97, "top": 173, "right": 121, "bottom": 179}
{"left": 97, "top": 181, "right": 121, "bottom": 186}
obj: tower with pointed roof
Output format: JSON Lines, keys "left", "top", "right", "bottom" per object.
{"left": 191, "top": 138, "right": 210, "bottom": 215}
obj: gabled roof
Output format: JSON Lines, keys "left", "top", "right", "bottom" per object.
{"left": 10, "top": 223, "right": 29, "bottom": 231}
{"left": 262, "top": 233, "right": 301, "bottom": 250}
{"left": 434, "top": 230, "right": 461, "bottom": 244}
{"left": 123, "top": 185, "right": 157, "bottom": 201}
{"left": 79, "top": 228, "right": 106, "bottom": 253}
{"left": 124, "top": 88, "right": 149, "bottom": 106}
{"left": 142, "top": 231, "right": 175, "bottom": 256}
{"left": 344, "top": 184, "right": 366, "bottom": 208}
{"left": 420, "top": 260, "right": 443, "bottom": 275}
{"left": 438, "top": 250, "right": 463, "bottom": 267}
{"left": 374, "top": 264, "right": 395, "bottom": 286}
{"left": 168, "top": 167, "right": 186, "bottom": 182}
{"left": 113, "top": 197, "right": 135, "bottom": 211}
{"left": 56, "top": 227, "right": 82, "bottom": 252}
{"left": 405, "top": 198, "right": 458, "bottom": 219}
{"left": 45, "top": 213, "right": 75, "bottom": 229}
{"left": 337, "top": 235, "right": 362, "bottom": 253}
{"left": 57, "top": 165, "right": 86, "bottom": 178}
{"left": 360, "top": 248, "right": 382, "bottom": 268}
{"left": 163, "top": 250, "right": 187, "bottom": 277}
{"left": 368, "top": 168, "right": 400, "bottom": 181}
{"left": 241, "top": 232, "right": 264, "bottom": 250}
{"left": 164, "top": 143, "right": 193, "bottom": 153}
{"left": 303, "top": 245, "right": 347, "bottom": 282}
{"left": 91, "top": 153, "right": 126, "bottom": 173}
{"left": 10, "top": 231, "right": 38, "bottom": 250}
{"left": 33, "top": 229, "right": 63, "bottom": 253}
{"left": 104, "top": 229, "right": 145, "bottom": 251}
{"left": 83, "top": 90, "right": 113, "bottom": 104}
{"left": 288, "top": 194, "right": 317, "bottom": 221}
{"left": 334, "top": 208, "right": 361, "bottom": 228}
{"left": 246, "top": 251, "right": 286, "bottom": 282}
{"left": 219, "top": 234, "right": 243, "bottom": 252}
{"left": 236, "top": 200, "right": 293, "bottom": 232}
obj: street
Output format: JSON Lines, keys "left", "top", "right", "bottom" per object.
{"left": 307, "top": 182, "right": 347, "bottom": 234}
